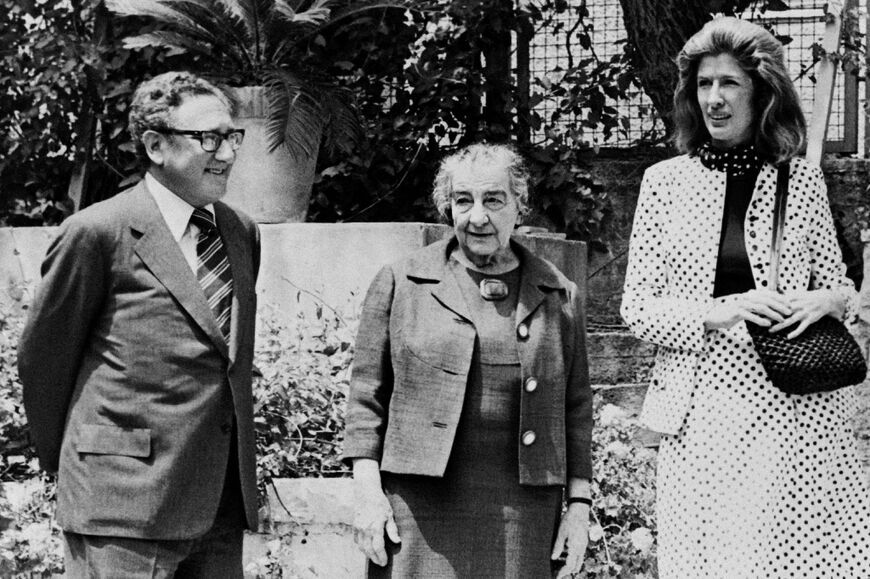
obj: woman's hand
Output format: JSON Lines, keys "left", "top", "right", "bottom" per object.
{"left": 352, "top": 458, "right": 400, "bottom": 567}
{"left": 352, "top": 486, "right": 400, "bottom": 566}
{"left": 768, "top": 289, "right": 845, "bottom": 338}
{"left": 551, "top": 503, "right": 589, "bottom": 578}
{"left": 704, "top": 289, "right": 792, "bottom": 331}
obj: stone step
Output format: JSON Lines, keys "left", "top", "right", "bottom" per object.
{"left": 588, "top": 328, "right": 655, "bottom": 387}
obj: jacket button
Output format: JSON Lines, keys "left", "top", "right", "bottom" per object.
{"left": 517, "top": 323, "right": 529, "bottom": 340}
{"left": 524, "top": 377, "right": 538, "bottom": 392}
{"left": 220, "top": 423, "right": 232, "bottom": 434}
{"left": 521, "top": 430, "right": 536, "bottom": 446}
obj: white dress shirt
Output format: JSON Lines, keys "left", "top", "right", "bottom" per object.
{"left": 145, "top": 172, "right": 215, "bottom": 274}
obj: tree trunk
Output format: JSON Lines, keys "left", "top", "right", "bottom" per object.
{"left": 515, "top": 11, "right": 533, "bottom": 146}
{"left": 480, "top": 0, "right": 513, "bottom": 142}
{"left": 618, "top": 0, "right": 710, "bottom": 136}
{"left": 67, "top": 0, "right": 110, "bottom": 212}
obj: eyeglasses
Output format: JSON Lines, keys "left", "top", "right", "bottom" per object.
{"left": 157, "top": 128, "right": 246, "bottom": 152}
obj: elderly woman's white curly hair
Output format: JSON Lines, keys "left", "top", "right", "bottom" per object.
{"left": 431, "top": 142, "right": 531, "bottom": 221}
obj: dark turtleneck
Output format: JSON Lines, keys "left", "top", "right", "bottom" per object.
{"left": 696, "top": 142, "right": 764, "bottom": 298}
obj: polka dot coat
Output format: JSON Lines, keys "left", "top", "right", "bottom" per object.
{"left": 621, "top": 154, "right": 870, "bottom": 578}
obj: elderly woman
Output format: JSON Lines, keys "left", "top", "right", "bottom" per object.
{"left": 343, "top": 143, "right": 593, "bottom": 578}
{"left": 621, "top": 17, "right": 870, "bottom": 578}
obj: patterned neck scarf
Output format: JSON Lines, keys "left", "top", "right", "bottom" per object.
{"left": 697, "top": 142, "right": 764, "bottom": 177}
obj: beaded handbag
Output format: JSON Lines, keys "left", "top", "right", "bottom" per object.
{"left": 745, "top": 164, "right": 867, "bottom": 395}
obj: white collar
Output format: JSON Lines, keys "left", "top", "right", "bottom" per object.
{"left": 145, "top": 172, "right": 215, "bottom": 240}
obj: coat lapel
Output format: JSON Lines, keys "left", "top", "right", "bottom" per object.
{"left": 215, "top": 202, "right": 254, "bottom": 364}
{"left": 688, "top": 160, "right": 729, "bottom": 298}
{"left": 406, "top": 238, "right": 471, "bottom": 323}
{"left": 690, "top": 159, "right": 780, "bottom": 296}
{"left": 516, "top": 280, "right": 545, "bottom": 327}
{"left": 430, "top": 268, "right": 472, "bottom": 325}
{"left": 744, "top": 163, "right": 778, "bottom": 289}
{"left": 514, "top": 243, "right": 561, "bottom": 326}
{"left": 407, "top": 237, "right": 568, "bottom": 325}
{"left": 129, "top": 184, "right": 230, "bottom": 360}
{"left": 432, "top": 273, "right": 472, "bottom": 323}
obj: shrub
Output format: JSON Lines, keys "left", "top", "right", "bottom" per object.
{"left": 0, "top": 313, "right": 39, "bottom": 483}
{"left": 253, "top": 302, "right": 357, "bottom": 491}
{"left": 583, "top": 402, "right": 658, "bottom": 578}
{"left": 0, "top": 475, "right": 62, "bottom": 577}
{"left": 0, "top": 311, "right": 64, "bottom": 575}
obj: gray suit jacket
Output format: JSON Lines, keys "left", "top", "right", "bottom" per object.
{"left": 344, "top": 237, "right": 593, "bottom": 485}
{"left": 18, "top": 181, "right": 260, "bottom": 540}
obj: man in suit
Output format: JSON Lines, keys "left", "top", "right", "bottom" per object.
{"left": 18, "top": 71, "right": 260, "bottom": 577}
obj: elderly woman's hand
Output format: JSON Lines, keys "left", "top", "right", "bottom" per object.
{"left": 704, "top": 289, "right": 792, "bottom": 331}
{"left": 767, "top": 289, "right": 846, "bottom": 338}
{"left": 352, "top": 458, "right": 400, "bottom": 566}
{"left": 551, "top": 502, "right": 589, "bottom": 577}
{"left": 353, "top": 487, "right": 400, "bottom": 566}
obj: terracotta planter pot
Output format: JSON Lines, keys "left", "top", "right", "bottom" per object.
{"left": 223, "top": 86, "right": 320, "bottom": 223}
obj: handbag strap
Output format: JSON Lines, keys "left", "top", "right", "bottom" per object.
{"left": 767, "top": 163, "right": 790, "bottom": 291}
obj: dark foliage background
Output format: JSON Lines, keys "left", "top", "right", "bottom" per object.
{"left": 1, "top": 0, "right": 648, "bottom": 250}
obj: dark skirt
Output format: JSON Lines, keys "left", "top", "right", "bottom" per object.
{"left": 370, "top": 360, "right": 562, "bottom": 579}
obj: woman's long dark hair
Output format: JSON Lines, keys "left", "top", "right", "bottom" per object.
{"left": 672, "top": 17, "right": 806, "bottom": 164}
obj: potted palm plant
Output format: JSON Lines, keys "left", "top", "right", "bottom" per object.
{"left": 105, "top": 0, "right": 405, "bottom": 222}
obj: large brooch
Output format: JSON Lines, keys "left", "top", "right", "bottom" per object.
{"left": 479, "top": 279, "right": 509, "bottom": 301}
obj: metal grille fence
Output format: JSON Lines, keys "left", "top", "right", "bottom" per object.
{"left": 528, "top": 0, "right": 860, "bottom": 153}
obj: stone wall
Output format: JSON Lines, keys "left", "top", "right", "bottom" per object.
{"left": 0, "top": 222, "right": 586, "bottom": 322}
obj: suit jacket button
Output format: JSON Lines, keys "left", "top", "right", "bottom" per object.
{"left": 524, "top": 377, "right": 538, "bottom": 392}
{"left": 521, "top": 430, "right": 536, "bottom": 446}
{"left": 221, "top": 423, "right": 232, "bottom": 434}
{"left": 517, "top": 323, "right": 529, "bottom": 340}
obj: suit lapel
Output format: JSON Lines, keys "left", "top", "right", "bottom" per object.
{"left": 215, "top": 202, "right": 254, "bottom": 364}
{"left": 689, "top": 160, "right": 729, "bottom": 298}
{"left": 744, "top": 163, "right": 778, "bottom": 289}
{"left": 130, "top": 184, "right": 230, "bottom": 360}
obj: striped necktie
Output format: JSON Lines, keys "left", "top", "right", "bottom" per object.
{"left": 190, "top": 207, "right": 233, "bottom": 342}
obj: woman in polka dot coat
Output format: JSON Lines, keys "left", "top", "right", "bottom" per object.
{"left": 621, "top": 17, "right": 870, "bottom": 579}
